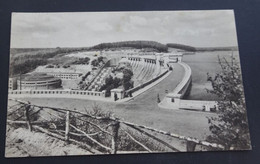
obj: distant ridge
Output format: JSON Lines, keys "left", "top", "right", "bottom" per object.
{"left": 194, "top": 46, "right": 238, "bottom": 51}
{"left": 167, "top": 43, "right": 238, "bottom": 52}
{"left": 11, "top": 41, "right": 238, "bottom": 54}
{"left": 88, "top": 40, "right": 168, "bottom": 52}
{"left": 166, "top": 43, "right": 196, "bottom": 52}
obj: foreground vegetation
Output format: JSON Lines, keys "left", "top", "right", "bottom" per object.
{"left": 206, "top": 56, "right": 251, "bottom": 150}
{"left": 7, "top": 102, "right": 171, "bottom": 155}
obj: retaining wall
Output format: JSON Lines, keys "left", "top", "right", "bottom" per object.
{"left": 125, "top": 69, "right": 168, "bottom": 95}
{"left": 179, "top": 99, "right": 218, "bottom": 112}
{"left": 167, "top": 62, "right": 192, "bottom": 98}
{"left": 159, "top": 62, "right": 218, "bottom": 112}
{"left": 9, "top": 89, "right": 105, "bottom": 99}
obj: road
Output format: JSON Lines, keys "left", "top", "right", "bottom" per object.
{"left": 20, "top": 63, "right": 216, "bottom": 140}
{"left": 127, "top": 63, "right": 184, "bottom": 106}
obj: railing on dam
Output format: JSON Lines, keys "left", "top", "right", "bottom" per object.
{"left": 119, "top": 56, "right": 168, "bottom": 96}
{"left": 160, "top": 62, "right": 218, "bottom": 112}
{"left": 180, "top": 99, "right": 218, "bottom": 112}
{"left": 125, "top": 69, "right": 169, "bottom": 96}
{"left": 9, "top": 89, "right": 105, "bottom": 98}
{"left": 167, "top": 62, "right": 192, "bottom": 98}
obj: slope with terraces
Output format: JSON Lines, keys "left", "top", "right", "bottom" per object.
{"left": 87, "top": 67, "right": 112, "bottom": 91}
{"left": 86, "top": 55, "right": 165, "bottom": 92}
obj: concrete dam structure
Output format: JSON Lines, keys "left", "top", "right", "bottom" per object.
{"left": 159, "top": 62, "right": 218, "bottom": 112}
{"left": 9, "top": 51, "right": 218, "bottom": 113}
{"left": 127, "top": 56, "right": 164, "bottom": 87}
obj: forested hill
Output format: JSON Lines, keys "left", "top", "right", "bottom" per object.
{"left": 195, "top": 46, "right": 238, "bottom": 51}
{"left": 88, "top": 41, "right": 168, "bottom": 52}
{"left": 166, "top": 43, "right": 196, "bottom": 52}
{"left": 167, "top": 43, "right": 238, "bottom": 52}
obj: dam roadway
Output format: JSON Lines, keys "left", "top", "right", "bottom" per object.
{"left": 19, "top": 63, "right": 216, "bottom": 140}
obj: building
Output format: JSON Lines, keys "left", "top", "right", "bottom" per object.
{"left": 160, "top": 53, "right": 183, "bottom": 66}
{"left": 47, "top": 72, "right": 82, "bottom": 80}
{"left": 34, "top": 66, "right": 83, "bottom": 80}
{"left": 8, "top": 77, "right": 17, "bottom": 90}
{"left": 17, "top": 73, "right": 62, "bottom": 90}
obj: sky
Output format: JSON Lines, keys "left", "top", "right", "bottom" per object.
{"left": 10, "top": 10, "right": 238, "bottom": 48}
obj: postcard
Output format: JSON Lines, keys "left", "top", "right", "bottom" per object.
{"left": 5, "top": 10, "right": 251, "bottom": 157}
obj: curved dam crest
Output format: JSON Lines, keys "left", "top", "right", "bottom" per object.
{"left": 159, "top": 62, "right": 217, "bottom": 112}
{"left": 9, "top": 52, "right": 217, "bottom": 112}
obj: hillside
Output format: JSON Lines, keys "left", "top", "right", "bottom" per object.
{"left": 167, "top": 43, "right": 238, "bottom": 52}
{"left": 9, "top": 47, "right": 90, "bottom": 76}
{"left": 167, "top": 43, "right": 196, "bottom": 52}
{"left": 88, "top": 40, "right": 168, "bottom": 52}
{"left": 195, "top": 46, "right": 238, "bottom": 51}
{"left": 9, "top": 41, "right": 238, "bottom": 76}
{"left": 5, "top": 126, "right": 91, "bottom": 157}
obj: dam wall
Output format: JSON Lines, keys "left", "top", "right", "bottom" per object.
{"left": 159, "top": 62, "right": 217, "bottom": 112}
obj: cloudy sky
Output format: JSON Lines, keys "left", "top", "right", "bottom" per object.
{"left": 10, "top": 10, "right": 238, "bottom": 48}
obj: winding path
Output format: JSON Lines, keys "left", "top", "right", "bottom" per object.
{"left": 127, "top": 63, "right": 184, "bottom": 106}
{"left": 20, "top": 63, "right": 216, "bottom": 140}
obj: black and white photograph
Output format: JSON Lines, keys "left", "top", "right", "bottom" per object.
{"left": 5, "top": 10, "right": 251, "bottom": 157}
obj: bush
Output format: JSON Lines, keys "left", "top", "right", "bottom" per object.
{"left": 46, "top": 65, "right": 54, "bottom": 68}
{"left": 99, "top": 76, "right": 122, "bottom": 97}
{"left": 122, "top": 69, "right": 134, "bottom": 91}
{"left": 206, "top": 56, "right": 251, "bottom": 150}
{"left": 71, "top": 57, "right": 90, "bottom": 65}
{"left": 91, "top": 59, "right": 99, "bottom": 67}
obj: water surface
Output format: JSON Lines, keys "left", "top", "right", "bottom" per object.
{"left": 182, "top": 51, "right": 240, "bottom": 100}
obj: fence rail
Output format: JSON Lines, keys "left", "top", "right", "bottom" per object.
{"left": 9, "top": 89, "right": 105, "bottom": 97}
{"left": 7, "top": 98, "right": 225, "bottom": 155}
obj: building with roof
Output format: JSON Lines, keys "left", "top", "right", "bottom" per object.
{"left": 17, "top": 73, "right": 62, "bottom": 90}
{"left": 8, "top": 77, "right": 17, "bottom": 90}
{"left": 34, "top": 66, "right": 83, "bottom": 80}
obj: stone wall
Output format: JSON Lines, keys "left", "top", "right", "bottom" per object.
{"left": 9, "top": 89, "right": 105, "bottom": 99}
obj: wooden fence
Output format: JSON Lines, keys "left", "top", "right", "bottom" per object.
{"left": 6, "top": 98, "right": 225, "bottom": 155}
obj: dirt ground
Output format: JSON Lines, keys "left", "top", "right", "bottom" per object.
{"left": 5, "top": 125, "right": 92, "bottom": 157}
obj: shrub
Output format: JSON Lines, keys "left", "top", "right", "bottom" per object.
{"left": 206, "top": 56, "right": 251, "bottom": 150}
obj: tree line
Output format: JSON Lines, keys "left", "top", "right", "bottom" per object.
{"left": 166, "top": 43, "right": 197, "bottom": 52}
{"left": 88, "top": 41, "right": 168, "bottom": 52}
{"left": 9, "top": 47, "right": 85, "bottom": 76}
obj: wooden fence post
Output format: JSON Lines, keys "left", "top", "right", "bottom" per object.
{"left": 111, "top": 122, "right": 120, "bottom": 154}
{"left": 24, "top": 104, "right": 32, "bottom": 131}
{"left": 65, "top": 111, "right": 70, "bottom": 142}
{"left": 186, "top": 141, "right": 196, "bottom": 152}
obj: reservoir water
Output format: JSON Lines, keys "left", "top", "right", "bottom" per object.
{"left": 182, "top": 50, "right": 240, "bottom": 100}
